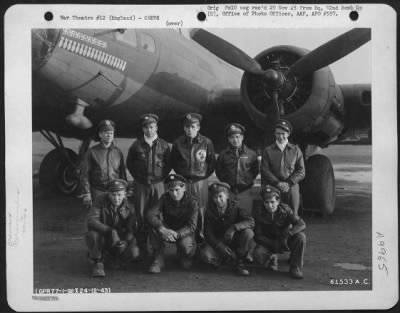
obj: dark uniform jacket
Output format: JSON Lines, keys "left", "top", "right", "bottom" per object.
{"left": 171, "top": 134, "right": 216, "bottom": 181}
{"left": 147, "top": 193, "right": 199, "bottom": 238}
{"left": 87, "top": 195, "right": 137, "bottom": 237}
{"left": 254, "top": 202, "right": 306, "bottom": 244}
{"left": 80, "top": 143, "right": 127, "bottom": 194}
{"left": 205, "top": 199, "right": 254, "bottom": 248}
{"left": 126, "top": 137, "right": 171, "bottom": 184}
{"left": 260, "top": 142, "right": 305, "bottom": 187}
{"left": 216, "top": 144, "right": 259, "bottom": 192}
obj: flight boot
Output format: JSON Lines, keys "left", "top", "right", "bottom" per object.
{"left": 180, "top": 256, "right": 193, "bottom": 269}
{"left": 236, "top": 259, "right": 250, "bottom": 276}
{"left": 290, "top": 266, "right": 304, "bottom": 279}
{"left": 266, "top": 254, "right": 278, "bottom": 271}
{"left": 91, "top": 261, "right": 105, "bottom": 277}
{"left": 148, "top": 250, "right": 165, "bottom": 274}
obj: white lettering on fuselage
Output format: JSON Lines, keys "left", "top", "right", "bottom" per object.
{"left": 62, "top": 29, "right": 107, "bottom": 49}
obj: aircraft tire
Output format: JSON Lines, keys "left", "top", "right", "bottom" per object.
{"left": 39, "top": 148, "right": 79, "bottom": 195}
{"left": 300, "top": 154, "right": 336, "bottom": 215}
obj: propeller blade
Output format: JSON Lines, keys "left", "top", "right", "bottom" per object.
{"left": 190, "top": 29, "right": 263, "bottom": 74}
{"left": 263, "top": 91, "right": 280, "bottom": 146}
{"left": 287, "top": 28, "right": 371, "bottom": 77}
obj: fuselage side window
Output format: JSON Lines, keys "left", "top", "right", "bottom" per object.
{"left": 139, "top": 33, "right": 156, "bottom": 53}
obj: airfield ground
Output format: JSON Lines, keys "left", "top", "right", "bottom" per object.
{"left": 32, "top": 134, "right": 372, "bottom": 292}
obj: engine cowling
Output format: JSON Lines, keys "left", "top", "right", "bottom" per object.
{"left": 240, "top": 46, "right": 346, "bottom": 147}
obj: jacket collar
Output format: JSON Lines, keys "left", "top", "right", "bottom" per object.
{"left": 228, "top": 144, "right": 248, "bottom": 154}
{"left": 183, "top": 133, "right": 203, "bottom": 145}
{"left": 273, "top": 141, "right": 294, "bottom": 150}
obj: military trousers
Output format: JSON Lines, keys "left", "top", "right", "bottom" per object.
{"left": 281, "top": 183, "right": 300, "bottom": 217}
{"left": 90, "top": 187, "right": 108, "bottom": 207}
{"left": 186, "top": 178, "right": 208, "bottom": 241}
{"left": 253, "top": 232, "right": 306, "bottom": 269}
{"left": 229, "top": 188, "right": 257, "bottom": 214}
{"left": 148, "top": 228, "right": 197, "bottom": 262}
{"left": 133, "top": 180, "right": 165, "bottom": 227}
{"left": 200, "top": 229, "right": 255, "bottom": 267}
{"left": 86, "top": 230, "right": 139, "bottom": 261}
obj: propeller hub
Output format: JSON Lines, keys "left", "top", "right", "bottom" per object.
{"left": 263, "top": 69, "right": 285, "bottom": 90}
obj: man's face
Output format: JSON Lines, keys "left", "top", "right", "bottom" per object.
{"left": 168, "top": 184, "right": 186, "bottom": 201}
{"left": 184, "top": 123, "right": 200, "bottom": 139}
{"left": 275, "top": 128, "right": 289, "bottom": 144}
{"left": 143, "top": 122, "right": 158, "bottom": 138}
{"left": 263, "top": 195, "right": 280, "bottom": 213}
{"left": 212, "top": 191, "right": 229, "bottom": 209}
{"left": 99, "top": 130, "right": 114, "bottom": 145}
{"left": 227, "top": 133, "right": 244, "bottom": 148}
{"left": 108, "top": 190, "right": 126, "bottom": 207}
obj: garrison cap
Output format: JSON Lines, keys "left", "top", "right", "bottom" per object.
{"left": 275, "top": 119, "right": 292, "bottom": 133}
{"left": 225, "top": 123, "right": 245, "bottom": 137}
{"left": 140, "top": 113, "right": 159, "bottom": 126}
{"left": 107, "top": 179, "right": 128, "bottom": 192}
{"left": 183, "top": 113, "right": 202, "bottom": 126}
{"left": 260, "top": 185, "right": 280, "bottom": 199}
{"left": 98, "top": 119, "right": 115, "bottom": 132}
{"left": 208, "top": 181, "right": 231, "bottom": 195}
{"left": 165, "top": 173, "right": 187, "bottom": 188}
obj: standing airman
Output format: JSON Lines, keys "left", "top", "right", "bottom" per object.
{"left": 170, "top": 113, "right": 216, "bottom": 241}
{"left": 126, "top": 114, "right": 171, "bottom": 251}
{"left": 216, "top": 123, "right": 259, "bottom": 213}
{"left": 260, "top": 119, "right": 305, "bottom": 217}
{"left": 80, "top": 120, "right": 127, "bottom": 208}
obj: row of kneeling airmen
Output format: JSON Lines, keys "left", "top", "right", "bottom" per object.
{"left": 86, "top": 176, "right": 306, "bottom": 279}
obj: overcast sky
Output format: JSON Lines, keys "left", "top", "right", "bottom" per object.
{"left": 207, "top": 28, "right": 371, "bottom": 84}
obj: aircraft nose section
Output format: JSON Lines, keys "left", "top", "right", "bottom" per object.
{"left": 32, "top": 29, "right": 61, "bottom": 70}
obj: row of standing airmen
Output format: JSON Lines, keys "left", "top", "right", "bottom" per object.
{"left": 81, "top": 113, "right": 307, "bottom": 279}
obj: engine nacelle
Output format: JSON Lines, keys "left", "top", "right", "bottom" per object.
{"left": 240, "top": 46, "right": 346, "bottom": 147}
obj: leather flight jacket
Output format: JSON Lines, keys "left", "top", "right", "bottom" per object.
{"left": 216, "top": 144, "right": 259, "bottom": 192}
{"left": 126, "top": 137, "right": 171, "bottom": 185}
{"left": 171, "top": 134, "right": 216, "bottom": 181}
{"left": 147, "top": 193, "right": 199, "bottom": 239}
{"left": 80, "top": 143, "right": 127, "bottom": 195}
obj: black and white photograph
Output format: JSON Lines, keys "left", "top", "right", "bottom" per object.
{"left": 5, "top": 4, "right": 398, "bottom": 311}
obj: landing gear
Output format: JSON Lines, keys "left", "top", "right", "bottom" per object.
{"left": 39, "top": 148, "right": 78, "bottom": 194}
{"left": 38, "top": 130, "right": 91, "bottom": 195}
{"left": 300, "top": 154, "right": 336, "bottom": 215}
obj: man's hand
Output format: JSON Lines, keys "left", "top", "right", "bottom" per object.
{"left": 126, "top": 181, "right": 135, "bottom": 197}
{"left": 109, "top": 229, "right": 121, "bottom": 246}
{"left": 223, "top": 226, "right": 236, "bottom": 243}
{"left": 277, "top": 229, "right": 290, "bottom": 252}
{"left": 216, "top": 243, "right": 234, "bottom": 259}
{"left": 159, "top": 227, "right": 178, "bottom": 243}
{"left": 277, "top": 182, "right": 290, "bottom": 193}
{"left": 82, "top": 194, "right": 92, "bottom": 208}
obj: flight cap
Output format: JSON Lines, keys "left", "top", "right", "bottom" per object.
{"left": 225, "top": 123, "right": 245, "bottom": 137}
{"left": 140, "top": 113, "right": 159, "bottom": 126}
{"left": 260, "top": 185, "right": 281, "bottom": 199}
{"left": 184, "top": 113, "right": 202, "bottom": 126}
{"left": 98, "top": 119, "right": 115, "bottom": 132}
{"left": 275, "top": 119, "right": 292, "bottom": 133}
{"left": 107, "top": 179, "right": 128, "bottom": 192}
{"left": 209, "top": 182, "right": 231, "bottom": 195}
{"left": 165, "top": 173, "right": 187, "bottom": 189}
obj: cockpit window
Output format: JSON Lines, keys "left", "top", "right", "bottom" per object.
{"left": 114, "top": 30, "right": 137, "bottom": 47}
{"left": 139, "top": 33, "right": 156, "bottom": 53}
